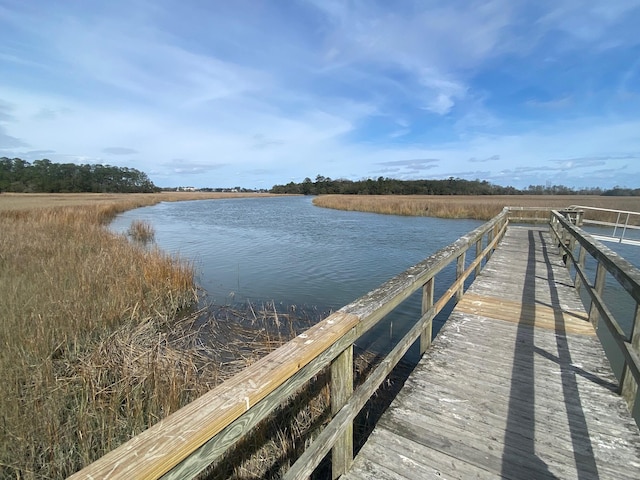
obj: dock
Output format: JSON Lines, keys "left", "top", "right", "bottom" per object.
{"left": 343, "top": 225, "right": 640, "bottom": 479}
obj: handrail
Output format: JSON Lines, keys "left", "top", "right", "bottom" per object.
{"left": 70, "top": 208, "right": 511, "bottom": 479}
{"left": 550, "top": 211, "right": 640, "bottom": 412}
{"left": 569, "top": 205, "right": 640, "bottom": 246}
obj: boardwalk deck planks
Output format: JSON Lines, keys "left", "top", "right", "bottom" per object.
{"left": 343, "top": 226, "right": 640, "bottom": 480}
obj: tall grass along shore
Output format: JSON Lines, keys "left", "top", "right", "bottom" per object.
{"left": 313, "top": 194, "right": 640, "bottom": 223}
{"left": 4, "top": 191, "right": 638, "bottom": 477}
{"left": 0, "top": 192, "right": 291, "bottom": 478}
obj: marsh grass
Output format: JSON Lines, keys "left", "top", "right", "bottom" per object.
{"left": 0, "top": 192, "right": 295, "bottom": 478}
{"left": 313, "top": 194, "right": 640, "bottom": 223}
{"left": 0, "top": 202, "right": 205, "bottom": 477}
{"left": 0, "top": 192, "right": 388, "bottom": 479}
{"left": 12, "top": 191, "right": 630, "bottom": 477}
{"left": 128, "top": 219, "right": 155, "bottom": 243}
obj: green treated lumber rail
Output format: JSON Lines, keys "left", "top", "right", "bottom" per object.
{"left": 69, "top": 206, "right": 640, "bottom": 479}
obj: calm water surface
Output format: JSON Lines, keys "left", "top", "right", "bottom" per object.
{"left": 111, "top": 196, "right": 483, "bottom": 356}
{"left": 111, "top": 196, "right": 482, "bottom": 312}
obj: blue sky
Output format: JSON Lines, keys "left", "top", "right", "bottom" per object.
{"left": 1, "top": 0, "right": 639, "bottom": 190}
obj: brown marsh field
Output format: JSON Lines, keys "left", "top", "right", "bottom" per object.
{"left": 2, "top": 191, "right": 639, "bottom": 478}
{"left": 0, "top": 192, "right": 296, "bottom": 479}
{"left": 312, "top": 194, "right": 640, "bottom": 224}
{"left": 0, "top": 191, "right": 272, "bottom": 211}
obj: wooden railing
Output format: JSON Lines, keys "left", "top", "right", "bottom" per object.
{"left": 569, "top": 205, "right": 640, "bottom": 246}
{"left": 70, "top": 208, "right": 510, "bottom": 479}
{"left": 550, "top": 210, "right": 640, "bottom": 414}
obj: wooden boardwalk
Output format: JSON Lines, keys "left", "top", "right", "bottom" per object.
{"left": 343, "top": 226, "right": 640, "bottom": 480}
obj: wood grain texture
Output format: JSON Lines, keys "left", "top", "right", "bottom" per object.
{"left": 456, "top": 292, "right": 594, "bottom": 335}
{"left": 344, "top": 226, "right": 640, "bottom": 480}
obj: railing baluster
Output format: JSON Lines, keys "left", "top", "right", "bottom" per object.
{"left": 621, "top": 304, "right": 640, "bottom": 407}
{"left": 487, "top": 228, "right": 495, "bottom": 261}
{"left": 420, "top": 277, "right": 435, "bottom": 354}
{"left": 475, "top": 238, "right": 482, "bottom": 278}
{"left": 330, "top": 345, "right": 353, "bottom": 479}
{"left": 621, "top": 213, "right": 631, "bottom": 243}
{"left": 588, "top": 262, "right": 607, "bottom": 328}
{"left": 456, "top": 252, "right": 466, "bottom": 301}
{"left": 574, "top": 245, "right": 587, "bottom": 294}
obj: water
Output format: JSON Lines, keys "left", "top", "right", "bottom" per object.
{"left": 111, "top": 198, "right": 640, "bottom": 368}
{"left": 111, "top": 196, "right": 481, "bottom": 311}
{"left": 111, "top": 196, "right": 482, "bottom": 358}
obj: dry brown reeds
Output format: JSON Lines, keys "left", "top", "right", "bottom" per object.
{"left": 313, "top": 194, "right": 640, "bottom": 222}
{"left": 0, "top": 192, "right": 383, "bottom": 479}
{"left": 0, "top": 192, "right": 293, "bottom": 478}
{"left": 0, "top": 203, "right": 203, "bottom": 477}
{"left": 0, "top": 191, "right": 279, "bottom": 213}
{"left": 127, "top": 219, "right": 155, "bottom": 243}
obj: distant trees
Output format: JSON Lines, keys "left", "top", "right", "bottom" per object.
{"left": 271, "top": 176, "right": 521, "bottom": 196}
{"left": 271, "top": 176, "right": 635, "bottom": 196}
{"left": 0, "top": 157, "right": 158, "bottom": 193}
{"left": 602, "top": 187, "right": 640, "bottom": 196}
{"left": 523, "top": 184, "right": 605, "bottom": 195}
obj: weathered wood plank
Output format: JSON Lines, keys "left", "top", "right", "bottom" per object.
{"left": 346, "top": 226, "right": 640, "bottom": 480}
{"left": 455, "top": 293, "right": 593, "bottom": 334}
{"left": 331, "top": 345, "right": 354, "bottom": 479}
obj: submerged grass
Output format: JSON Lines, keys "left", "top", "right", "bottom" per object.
{"left": 127, "top": 219, "right": 156, "bottom": 243}
{"left": 313, "top": 194, "right": 640, "bottom": 222}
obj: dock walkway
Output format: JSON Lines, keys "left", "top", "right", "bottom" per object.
{"left": 343, "top": 225, "right": 640, "bottom": 479}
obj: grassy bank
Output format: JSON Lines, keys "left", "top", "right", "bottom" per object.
{"left": 0, "top": 191, "right": 278, "bottom": 212}
{"left": 312, "top": 194, "right": 640, "bottom": 222}
{"left": 0, "top": 192, "right": 289, "bottom": 478}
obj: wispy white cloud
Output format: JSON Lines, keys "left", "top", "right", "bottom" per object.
{"left": 0, "top": 1, "right": 638, "bottom": 189}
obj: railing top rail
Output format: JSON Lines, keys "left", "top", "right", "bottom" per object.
{"left": 551, "top": 210, "right": 640, "bottom": 304}
{"left": 343, "top": 207, "right": 509, "bottom": 332}
{"left": 569, "top": 205, "right": 640, "bottom": 216}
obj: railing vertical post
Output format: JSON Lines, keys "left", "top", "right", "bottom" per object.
{"left": 620, "top": 304, "right": 640, "bottom": 408}
{"left": 588, "top": 262, "right": 607, "bottom": 328}
{"left": 420, "top": 277, "right": 435, "bottom": 354}
{"left": 487, "top": 228, "right": 495, "bottom": 261}
{"left": 475, "top": 238, "right": 482, "bottom": 278}
{"left": 613, "top": 212, "right": 622, "bottom": 238}
{"left": 331, "top": 345, "right": 353, "bottom": 479}
{"left": 621, "top": 213, "right": 631, "bottom": 243}
{"left": 574, "top": 246, "right": 587, "bottom": 294}
{"left": 456, "top": 253, "right": 466, "bottom": 301}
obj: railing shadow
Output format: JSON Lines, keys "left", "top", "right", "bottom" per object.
{"left": 500, "top": 229, "right": 599, "bottom": 479}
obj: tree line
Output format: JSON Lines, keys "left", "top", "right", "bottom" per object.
{"left": 270, "top": 175, "right": 632, "bottom": 196}
{"left": 0, "top": 157, "right": 158, "bottom": 193}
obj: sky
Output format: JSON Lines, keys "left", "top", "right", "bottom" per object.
{"left": 1, "top": 1, "right": 640, "bottom": 190}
